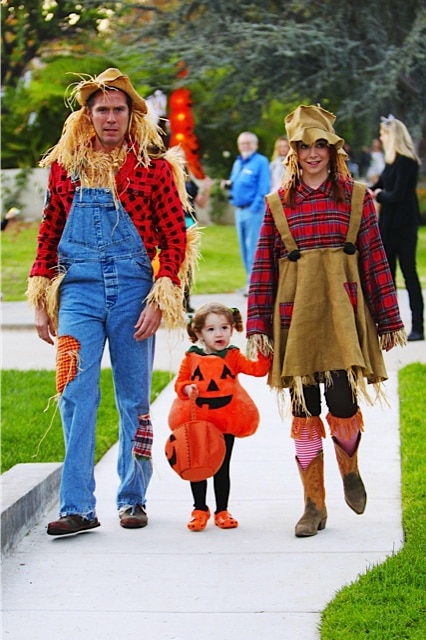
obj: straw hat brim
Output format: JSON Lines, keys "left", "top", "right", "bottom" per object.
{"left": 288, "top": 127, "right": 344, "bottom": 150}
{"left": 75, "top": 68, "right": 147, "bottom": 114}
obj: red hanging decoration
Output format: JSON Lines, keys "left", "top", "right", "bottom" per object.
{"left": 168, "top": 70, "right": 205, "bottom": 179}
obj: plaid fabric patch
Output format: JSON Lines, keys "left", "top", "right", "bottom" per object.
{"left": 56, "top": 335, "right": 80, "bottom": 394}
{"left": 133, "top": 414, "right": 153, "bottom": 458}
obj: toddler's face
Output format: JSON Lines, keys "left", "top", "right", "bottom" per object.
{"left": 196, "top": 313, "right": 233, "bottom": 353}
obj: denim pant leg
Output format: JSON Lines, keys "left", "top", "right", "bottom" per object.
{"left": 245, "top": 211, "right": 264, "bottom": 278}
{"left": 58, "top": 289, "right": 106, "bottom": 519}
{"left": 235, "top": 207, "right": 264, "bottom": 281}
{"left": 106, "top": 264, "right": 154, "bottom": 509}
{"left": 235, "top": 207, "right": 250, "bottom": 276}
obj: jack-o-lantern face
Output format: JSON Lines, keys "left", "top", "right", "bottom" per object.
{"left": 168, "top": 351, "right": 261, "bottom": 438}
{"left": 192, "top": 362, "right": 236, "bottom": 410}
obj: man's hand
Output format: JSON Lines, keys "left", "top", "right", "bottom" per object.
{"left": 134, "top": 303, "right": 162, "bottom": 341}
{"left": 35, "top": 307, "right": 56, "bottom": 345}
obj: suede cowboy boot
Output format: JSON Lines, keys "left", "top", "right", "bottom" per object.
{"left": 295, "top": 452, "right": 327, "bottom": 537}
{"left": 332, "top": 432, "right": 367, "bottom": 514}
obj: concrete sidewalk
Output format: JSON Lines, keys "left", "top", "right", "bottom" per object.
{"left": 1, "top": 291, "right": 425, "bottom": 640}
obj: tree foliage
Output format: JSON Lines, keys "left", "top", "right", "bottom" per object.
{"left": 1, "top": 0, "right": 120, "bottom": 87}
{"left": 1, "top": 0, "right": 125, "bottom": 168}
{"left": 110, "top": 0, "right": 426, "bottom": 148}
{"left": 1, "top": 0, "right": 425, "bottom": 173}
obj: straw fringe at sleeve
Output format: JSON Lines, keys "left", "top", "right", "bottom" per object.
{"left": 246, "top": 334, "right": 274, "bottom": 360}
{"left": 380, "top": 329, "right": 407, "bottom": 349}
{"left": 26, "top": 275, "right": 51, "bottom": 310}
{"left": 26, "top": 274, "right": 64, "bottom": 331}
{"left": 146, "top": 222, "right": 202, "bottom": 330}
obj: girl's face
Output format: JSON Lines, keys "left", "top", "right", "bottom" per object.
{"left": 297, "top": 139, "right": 330, "bottom": 185}
{"left": 196, "top": 313, "right": 233, "bottom": 353}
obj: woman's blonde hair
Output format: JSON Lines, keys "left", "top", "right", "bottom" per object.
{"left": 271, "top": 136, "right": 289, "bottom": 162}
{"left": 380, "top": 116, "right": 421, "bottom": 165}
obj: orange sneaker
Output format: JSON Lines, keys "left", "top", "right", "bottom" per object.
{"left": 187, "top": 508, "right": 210, "bottom": 532}
{"left": 214, "top": 510, "right": 239, "bottom": 529}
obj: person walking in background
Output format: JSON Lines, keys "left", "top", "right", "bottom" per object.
{"left": 246, "top": 104, "right": 406, "bottom": 538}
{"left": 168, "top": 303, "right": 271, "bottom": 531}
{"left": 222, "top": 131, "right": 270, "bottom": 293}
{"left": 182, "top": 156, "right": 213, "bottom": 313}
{"left": 357, "top": 145, "right": 371, "bottom": 181}
{"left": 26, "top": 68, "right": 193, "bottom": 535}
{"left": 343, "top": 142, "right": 359, "bottom": 178}
{"left": 366, "top": 138, "right": 385, "bottom": 184}
{"left": 370, "top": 115, "right": 424, "bottom": 342}
{"left": 269, "top": 136, "right": 290, "bottom": 192}
{"left": 1, "top": 207, "right": 20, "bottom": 231}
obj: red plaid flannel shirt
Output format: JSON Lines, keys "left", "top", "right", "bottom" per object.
{"left": 29, "top": 150, "right": 187, "bottom": 285}
{"left": 246, "top": 179, "right": 404, "bottom": 337}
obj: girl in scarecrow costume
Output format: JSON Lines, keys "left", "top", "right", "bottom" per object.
{"left": 246, "top": 104, "right": 406, "bottom": 537}
{"left": 26, "top": 68, "right": 200, "bottom": 534}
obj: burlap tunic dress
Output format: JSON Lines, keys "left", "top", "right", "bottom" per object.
{"left": 266, "top": 182, "right": 388, "bottom": 407}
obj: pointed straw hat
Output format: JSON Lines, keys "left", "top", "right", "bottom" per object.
{"left": 285, "top": 105, "right": 344, "bottom": 150}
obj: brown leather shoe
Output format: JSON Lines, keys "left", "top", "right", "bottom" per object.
{"left": 119, "top": 504, "right": 148, "bottom": 529}
{"left": 47, "top": 515, "right": 100, "bottom": 536}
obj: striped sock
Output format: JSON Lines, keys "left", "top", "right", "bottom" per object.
{"left": 295, "top": 425, "right": 323, "bottom": 470}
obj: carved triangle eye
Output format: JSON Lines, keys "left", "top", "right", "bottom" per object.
{"left": 191, "top": 365, "right": 204, "bottom": 381}
{"left": 220, "top": 364, "right": 235, "bottom": 380}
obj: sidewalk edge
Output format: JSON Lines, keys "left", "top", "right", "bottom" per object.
{"left": 1, "top": 462, "right": 62, "bottom": 556}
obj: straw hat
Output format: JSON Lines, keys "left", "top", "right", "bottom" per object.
{"left": 74, "top": 68, "right": 148, "bottom": 114}
{"left": 285, "top": 105, "right": 344, "bottom": 150}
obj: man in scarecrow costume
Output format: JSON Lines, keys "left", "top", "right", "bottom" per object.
{"left": 27, "top": 68, "right": 199, "bottom": 535}
{"left": 246, "top": 104, "right": 406, "bottom": 537}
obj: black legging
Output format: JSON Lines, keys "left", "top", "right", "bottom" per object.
{"left": 381, "top": 225, "right": 424, "bottom": 334}
{"left": 291, "top": 370, "right": 358, "bottom": 419}
{"left": 190, "top": 433, "right": 235, "bottom": 513}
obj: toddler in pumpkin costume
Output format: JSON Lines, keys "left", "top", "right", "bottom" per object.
{"left": 168, "top": 302, "right": 271, "bottom": 531}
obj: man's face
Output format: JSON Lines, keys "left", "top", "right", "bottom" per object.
{"left": 88, "top": 90, "right": 130, "bottom": 151}
{"left": 237, "top": 134, "right": 257, "bottom": 159}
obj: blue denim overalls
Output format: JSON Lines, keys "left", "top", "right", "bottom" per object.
{"left": 57, "top": 186, "right": 154, "bottom": 519}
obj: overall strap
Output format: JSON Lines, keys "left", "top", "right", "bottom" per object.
{"left": 267, "top": 181, "right": 366, "bottom": 255}
{"left": 265, "top": 191, "right": 299, "bottom": 252}
{"left": 346, "top": 181, "right": 366, "bottom": 244}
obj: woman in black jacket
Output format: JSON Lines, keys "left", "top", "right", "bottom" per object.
{"left": 371, "top": 115, "right": 424, "bottom": 341}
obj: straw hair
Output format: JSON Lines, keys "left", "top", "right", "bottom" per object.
{"left": 40, "top": 107, "right": 162, "bottom": 172}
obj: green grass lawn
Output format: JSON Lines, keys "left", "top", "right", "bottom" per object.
{"left": 2, "top": 220, "right": 425, "bottom": 301}
{"left": 1, "top": 221, "right": 247, "bottom": 300}
{"left": 1, "top": 369, "right": 173, "bottom": 472}
{"left": 319, "top": 363, "right": 426, "bottom": 639}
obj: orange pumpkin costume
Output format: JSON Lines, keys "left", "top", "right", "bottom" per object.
{"left": 168, "top": 346, "right": 271, "bottom": 437}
